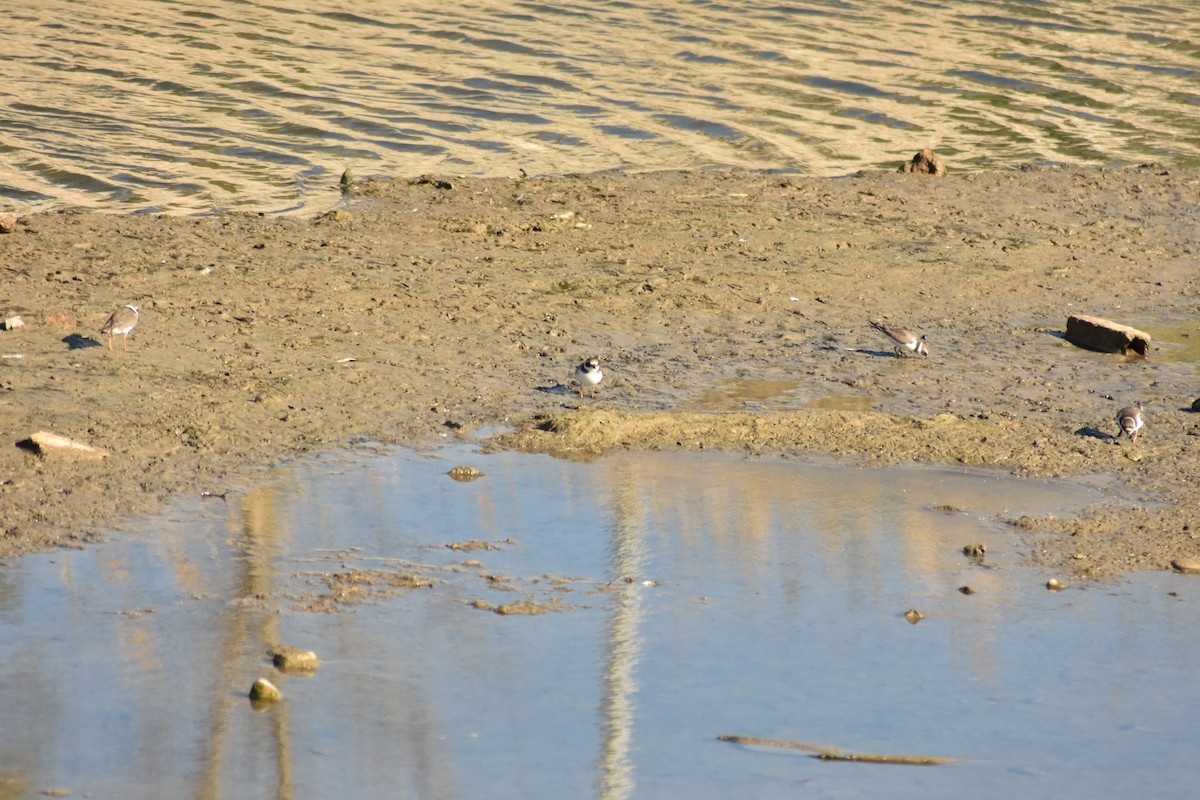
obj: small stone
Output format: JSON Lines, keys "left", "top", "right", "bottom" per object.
{"left": 249, "top": 678, "right": 282, "bottom": 704}
{"left": 898, "top": 147, "right": 945, "bottom": 175}
{"left": 1192, "top": 398, "right": 1200, "bottom": 413}
{"left": 2, "top": 315, "right": 23, "bottom": 330}
{"left": 957, "top": 586, "right": 976, "bottom": 595}
{"left": 962, "top": 543, "right": 987, "bottom": 559}
{"left": 1046, "top": 578, "right": 1067, "bottom": 591}
{"left": 448, "top": 465, "right": 484, "bottom": 481}
{"left": 903, "top": 608, "right": 924, "bottom": 624}
{"left": 0, "top": 212, "right": 17, "bottom": 233}
{"left": 318, "top": 208, "right": 352, "bottom": 224}
{"left": 1170, "top": 558, "right": 1200, "bottom": 575}
{"left": 269, "top": 645, "right": 319, "bottom": 673}
{"left": 494, "top": 600, "right": 556, "bottom": 615}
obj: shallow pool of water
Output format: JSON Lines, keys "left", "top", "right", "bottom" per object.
{"left": 0, "top": 446, "right": 1195, "bottom": 799}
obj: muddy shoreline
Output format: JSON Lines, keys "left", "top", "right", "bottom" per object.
{"left": 3, "top": 165, "right": 1199, "bottom": 578}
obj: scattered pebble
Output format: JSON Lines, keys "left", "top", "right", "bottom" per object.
{"left": 2, "top": 315, "right": 24, "bottom": 330}
{"left": 957, "top": 586, "right": 976, "bottom": 595}
{"left": 1046, "top": 578, "right": 1067, "bottom": 591}
{"left": 903, "top": 608, "right": 924, "bottom": 624}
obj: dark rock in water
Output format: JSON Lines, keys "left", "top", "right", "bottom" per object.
{"left": 1065, "top": 314, "right": 1151, "bottom": 355}
{"left": 962, "top": 543, "right": 987, "bottom": 559}
{"left": 249, "top": 678, "right": 282, "bottom": 706}
{"left": 448, "top": 465, "right": 485, "bottom": 482}
{"left": 898, "top": 148, "right": 945, "bottom": 175}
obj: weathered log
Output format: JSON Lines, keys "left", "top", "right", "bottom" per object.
{"left": 1065, "top": 314, "right": 1151, "bottom": 355}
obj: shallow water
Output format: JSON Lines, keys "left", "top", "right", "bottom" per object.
{"left": 1141, "top": 320, "right": 1200, "bottom": 370}
{"left": 1, "top": 1, "right": 1198, "bottom": 214}
{"left": 0, "top": 445, "right": 1195, "bottom": 798}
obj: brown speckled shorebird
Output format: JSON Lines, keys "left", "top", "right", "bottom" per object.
{"left": 1116, "top": 402, "right": 1144, "bottom": 443}
{"left": 574, "top": 358, "right": 603, "bottom": 399}
{"left": 870, "top": 320, "right": 928, "bottom": 357}
{"left": 100, "top": 304, "right": 139, "bottom": 351}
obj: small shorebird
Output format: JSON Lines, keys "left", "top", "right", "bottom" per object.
{"left": 575, "top": 358, "right": 603, "bottom": 399}
{"left": 1115, "top": 402, "right": 1144, "bottom": 443}
{"left": 100, "top": 304, "right": 139, "bottom": 351}
{"left": 870, "top": 320, "right": 928, "bottom": 358}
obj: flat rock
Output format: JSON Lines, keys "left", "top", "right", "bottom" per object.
{"left": 1065, "top": 314, "right": 1151, "bottom": 355}
{"left": 20, "top": 431, "right": 109, "bottom": 460}
{"left": 269, "top": 645, "right": 320, "bottom": 672}
{"left": 1170, "top": 558, "right": 1200, "bottom": 575}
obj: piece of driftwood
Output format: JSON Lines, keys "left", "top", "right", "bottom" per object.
{"left": 19, "top": 431, "right": 110, "bottom": 460}
{"left": 717, "top": 735, "right": 957, "bottom": 765}
{"left": 1065, "top": 314, "right": 1151, "bottom": 355}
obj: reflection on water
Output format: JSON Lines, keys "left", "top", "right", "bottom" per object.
{"left": 1, "top": 1, "right": 1199, "bottom": 213}
{"left": 0, "top": 445, "right": 1195, "bottom": 798}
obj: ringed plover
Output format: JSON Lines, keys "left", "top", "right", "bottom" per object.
{"left": 870, "top": 320, "right": 928, "bottom": 358}
{"left": 101, "top": 304, "right": 139, "bottom": 351}
{"left": 1115, "top": 402, "right": 1144, "bottom": 443}
{"left": 575, "top": 358, "right": 603, "bottom": 399}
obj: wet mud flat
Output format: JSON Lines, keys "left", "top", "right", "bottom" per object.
{"left": 2, "top": 165, "right": 1200, "bottom": 577}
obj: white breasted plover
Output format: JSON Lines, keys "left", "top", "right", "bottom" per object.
{"left": 1116, "top": 402, "right": 1144, "bottom": 443}
{"left": 100, "top": 304, "right": 139, "bottom": 351}
{"left": 575, "top": 358, "right": 603, "bottom": 399}
{"left": 870, "top": 320, "right": 928, "bottom": 357}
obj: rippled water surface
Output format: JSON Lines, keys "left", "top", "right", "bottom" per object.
{"left": 2, "top": 445, "right": 1198, "bottom": 799}
{"left": 1, "top": 1, "right": 1198, "bottom": 213}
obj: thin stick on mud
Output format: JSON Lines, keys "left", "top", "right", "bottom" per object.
{"left": 717, "top": 735, "right": 958, "bottom": 766}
